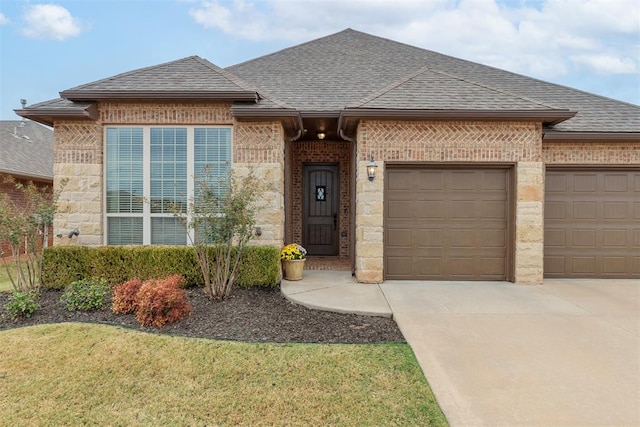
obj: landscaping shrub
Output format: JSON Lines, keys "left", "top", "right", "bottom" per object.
{"left": 60, "top": 278, "right": 109, "bottom": 311}
{"left": 235, "top": 245, "right": 281, "bottom": 288}
{"left": 4, "top": 290, "right": 40, "bottom": 319}
{"left": 88, "top": 246, "right": 132, "bottom": 287}
{"left": 135, "top": 275, "right": 191, "bottom": 328}
{"left": 41, "top": 245, "right": 279, "bottom": 289}
{"left": 41, "top": 246, "right": 90, "bottom": 290}
{"left": 111, "top": 278, "right": 144, "bottom": 314}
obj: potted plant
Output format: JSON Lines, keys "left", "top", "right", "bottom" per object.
{"left": 280, "top": 243, "right": 307, "bottom": 280}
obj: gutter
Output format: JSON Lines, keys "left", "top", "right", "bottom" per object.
{"left": 60, "top": 90, "right": 259, "bottom": 102}
{"left": 14, "top": 103, "right": 98, "bottom": 127}
{"left": 339, "top": 108, "right": 577, "bottom": 125}
{"left": 543, "top": 131, "right": 640, "bottom": 142}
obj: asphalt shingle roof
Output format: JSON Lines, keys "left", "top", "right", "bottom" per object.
{"left": 18, "top": 29, "right": 640, "bottom": 134}
{"left": 61, "top": 56, "right": 256, "bottom": 98}
{"left": 0, "top": 120, "right": 54, "bottom": 180}
{"left": 228, "top": 29, "right": 640, "bottom": 132}
{"left": 349, "top": 67, "right": 558, "bottom": 110}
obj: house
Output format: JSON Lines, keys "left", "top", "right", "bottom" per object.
{"left": 0, "top": 117, "right": 54, "bottom": 256}
{"left": 16, "top": 29, "right": 640, "bottom": 283}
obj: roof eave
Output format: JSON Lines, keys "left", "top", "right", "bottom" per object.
{"left": 14, "top": 104, "right": 98, "bottom": 127}
{"left": 60, "top": 90, "right": 258, "bottom": 102}
{"left": 340, "top": 108, "right": 577, "bottom": 125}
{"left": 0, "top": 168, "right": 53, "bottom": 182}
{"left": 543, "top": 131, "right": 640, "bottom": 142}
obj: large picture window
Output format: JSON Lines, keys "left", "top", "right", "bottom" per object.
{"left": 105, "top": 126, "right": 232, "bottom": 245}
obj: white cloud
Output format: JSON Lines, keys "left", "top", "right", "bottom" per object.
{"left": 571, "top": 54, "right": 638, "bottom": 74}
{"left": 188, "top": 0, "right": 640, "bottom": 78}
{"left": 0, "top": 12, "right": 9, "bottom": 25}
{"left": 21, "top": 4, "right": 83, "bottom": 41}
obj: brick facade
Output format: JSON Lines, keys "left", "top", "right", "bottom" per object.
{"left": 356, "top": 120, "right": 544, "bottom": 283}
{"left": 543, "top": 141, "right": 640, "bottom": 164}
{"left": 288, "top": 140, "right": 352, "bottom": 258}
{"left": 53, "top": 102, "right": 284, "bottom": 248}
{"left": 51, "top": 105, "right": 638, "bottom": 284}
{"left": 0, "top": 174, "right": 53, "bottom": 256}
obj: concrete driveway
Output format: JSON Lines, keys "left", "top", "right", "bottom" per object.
{"left": 380, "top": 279, "right": 640, "bottom": 426}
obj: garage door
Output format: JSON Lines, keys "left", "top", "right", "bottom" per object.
{"left": 544, "top": 169, "right": 640, "bottom": 278}
{"left": 385, "top": 167, "right": 510, "bottom": 280}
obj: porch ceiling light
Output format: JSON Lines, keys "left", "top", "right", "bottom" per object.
{"left": 367, "top": 153, "right": 378, "bottom": 182}
{"left": 316, "top": 131, "right": 326, "bottom": 140}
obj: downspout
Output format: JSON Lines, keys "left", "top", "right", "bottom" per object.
{"left": 284, "top": 113, "right": 304, "bottom": 248}
{"left": 285, "top": 113, "right": 304, "bottom": 142}
{"left": 337, "top": 116, "right": 358, "bottom": 276}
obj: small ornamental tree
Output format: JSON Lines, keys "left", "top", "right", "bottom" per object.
{"left": 0, "top": 177, "right": 61, "bottom": 292}
{"left": 174, "top": 167, "right": 261, "bottom": 300}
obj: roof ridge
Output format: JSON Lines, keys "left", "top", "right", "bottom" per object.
{"left": 347, "top": 67, "right": 430, "bottom": 108}
{"left": 425, "top": 68, "right": 564, "bottom": 110}
{"left": 62, "top": 56, "right": 202, "bottom": 93}
{"left": 227, "top": 28, "right": 359, "bottom": 70}
{"left": 192, "top": 56, "right": 258, "bottom": 94}
{"left": 350, "top": 65, "right": 568, "bottom": 111}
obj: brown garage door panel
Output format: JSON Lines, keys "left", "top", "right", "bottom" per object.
{"left": 544, "top": 169, "right": 640, "bottom": 279}
{"left": 385, "top": 167, "right": 509, "bottom": 280}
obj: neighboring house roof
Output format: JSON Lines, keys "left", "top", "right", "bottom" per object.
{"left": 16, "top": 29, "right": 640, "bottom": 137}
{"left": 0, "top": 120, "right": 54, "bottom": 181}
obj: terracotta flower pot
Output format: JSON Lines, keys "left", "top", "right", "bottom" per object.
{"left": 283, "top": 259, "right": 306, "bottom": 281}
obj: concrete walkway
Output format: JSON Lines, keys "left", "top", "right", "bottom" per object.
{"left": 282, "top": 271, "right": 640, "bottom": 426}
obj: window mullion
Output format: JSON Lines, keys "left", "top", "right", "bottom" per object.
{"left": 187, "top": 127, "right": 195, "bottom": 245}
{"left": 143, "top": 127, "right": 151, "bottom": 245}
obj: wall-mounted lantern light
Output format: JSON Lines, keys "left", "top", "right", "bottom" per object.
{"left": 316, "top": 131, "right": 326, "bottom": 140}
{"left": 367, "top": 153, "right": 378, "bottom": 182}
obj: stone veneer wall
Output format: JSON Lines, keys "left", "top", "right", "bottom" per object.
{"left": 289, "top": 141, "right": 352, "bottom": 258}
{"left": 356, "top": 119, "right": 544, "bottom": 284}
{"left": 53, "top": 102, "right": 284, "bottom": 248}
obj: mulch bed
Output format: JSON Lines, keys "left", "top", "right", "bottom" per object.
{"left": 0, "top": 287, "right": 405, "bottom": 344}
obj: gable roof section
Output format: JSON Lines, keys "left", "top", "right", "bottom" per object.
{"left": 60, "top": 56, "right": 257, "bottom": 101}
{"left": 342, "top": 67, "right": 575, "bottom": 125}
{"left": 0, "top": 120, "right": 54, "bottom": 181}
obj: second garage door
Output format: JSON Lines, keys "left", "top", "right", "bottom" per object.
{"left": 385, "top": 167, "right": 510, "bottom": 280}
{"left": 544, "top": 168, "right": 640, "bottom": 278}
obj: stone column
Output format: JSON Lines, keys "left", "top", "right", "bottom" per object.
{"left": 355, "top": 160, "right": 384, "bottom": 283}
{"left": 54, "top": 163, "right": 103, "bottom": 247}
{"left": 233, "top": 163, "right": 284, "bottom": 247}
{"left": 514, "top": 161, "right": 545, "bottom": 284}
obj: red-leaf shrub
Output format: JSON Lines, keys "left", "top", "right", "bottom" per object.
{"left": 135, "top": 275, "right": 190, "bottom": 328}
{"left": 112, "top": 278, "right": 143, "bottom": 314}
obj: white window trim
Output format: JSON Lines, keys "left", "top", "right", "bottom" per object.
{"left": 104, "top": 125, "right": 233, "bottom": 245}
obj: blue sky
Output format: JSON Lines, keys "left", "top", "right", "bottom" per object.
{"left": 0, "top": 0, "right": 638, "bottom": 120}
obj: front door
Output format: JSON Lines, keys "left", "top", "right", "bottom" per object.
{"left": 303, "top": 164, "right": 339, "bottom": 256}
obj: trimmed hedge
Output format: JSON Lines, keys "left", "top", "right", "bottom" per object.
{"left": 41, "top": 245, "right": 281, "bottom": 290}
{"left": 42, "top": 246, "right": 90, "bottom": 289}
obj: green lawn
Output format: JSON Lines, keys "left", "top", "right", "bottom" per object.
{"left": 0, "top": 261, "right": 17, "bottom": 293}
{"left": 0, "top": 323, "right": 448, "bottom": 426}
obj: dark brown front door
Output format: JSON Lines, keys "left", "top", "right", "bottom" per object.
{"left": 303, "top": 164, "right": 339, "bottom": 256}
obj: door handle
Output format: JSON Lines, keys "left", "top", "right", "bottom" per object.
{"left": 333, "top": 213, "right": 337, "bottom": 230}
